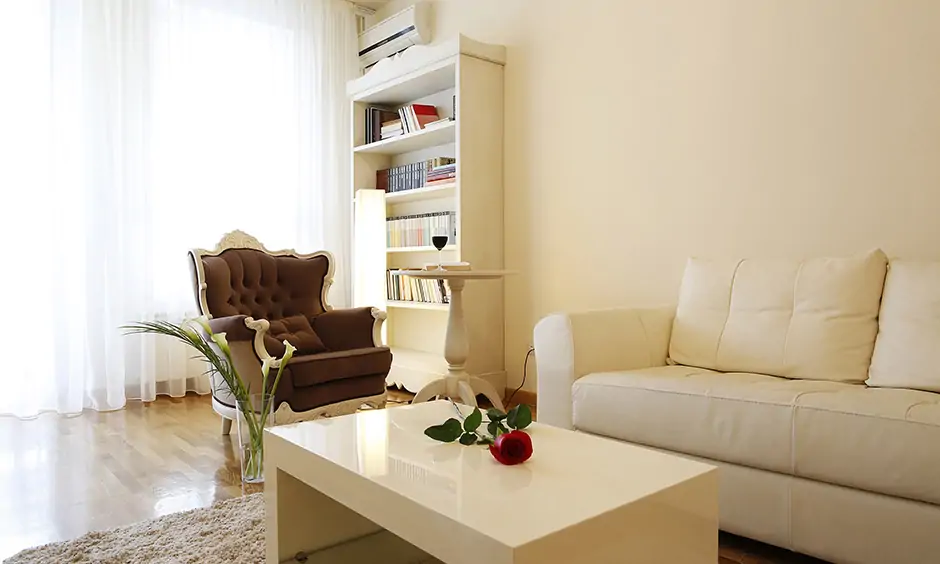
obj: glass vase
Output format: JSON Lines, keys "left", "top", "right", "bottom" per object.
{"left": 236, "top": 393, "right": 275, "bottom": 484}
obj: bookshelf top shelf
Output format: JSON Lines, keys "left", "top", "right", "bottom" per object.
{"left": 354, "top": 121, "right": 456, "bottom": 155}
{"left": 348, "top": 35, "right": 506, "bottom": 104}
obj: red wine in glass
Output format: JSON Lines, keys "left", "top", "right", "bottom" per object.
{"left": 432, "top": 234, "right": 448, "bottom": 269}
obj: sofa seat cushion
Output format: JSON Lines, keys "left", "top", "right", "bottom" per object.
{"left": 286, "top": 347, "right": 392, "bottom": 388}
{"left": 794, "top": 386, "right": 940, "bottom": 505}
{"left": 669, "top": 250, "right": 888, "bottom": 383}
{"left": 572, "top": 366, "right": 940, "bottom": 505}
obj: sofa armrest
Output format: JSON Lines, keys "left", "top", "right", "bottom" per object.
{"left": 312, "top": 307, "right": 387, "bottom": 351}
{"left": 534, "top": 306, "right": 675, "bottom": 429}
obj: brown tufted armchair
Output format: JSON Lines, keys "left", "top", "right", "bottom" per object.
{"left": 188, "top": 230, "right": 390, "bottom": 434}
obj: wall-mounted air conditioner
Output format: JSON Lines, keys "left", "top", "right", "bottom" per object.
{"left": 358, "top": 2, "right": 431, "bottom": 72}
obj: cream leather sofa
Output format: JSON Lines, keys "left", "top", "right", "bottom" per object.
{"left": 534, "top": 250, "right": 940, "bottom": 564}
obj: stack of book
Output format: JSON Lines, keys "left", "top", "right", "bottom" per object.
{"left": 377, "top": 157, "right": 455, "bottom": 193}
{"left": 387, "top": 270, "right": 450, "bottom": 305}
{"left": 380, "top": 119, "right": 403, "bottom": 140}
{"left": 386, "top": 211, "right": 456, "bottom": 248}
{"left": 425, "top": 162, "right": 456, "bottom": 187}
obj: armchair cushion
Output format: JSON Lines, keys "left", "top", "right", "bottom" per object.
{"left": 286, "top": 347, "right": 392, "bottom": 387}
{"left": 312, "top": 307, "right": 378, "bottom": 351}
{"left": 266, "top": 314, "right": 328, "bottom": 356}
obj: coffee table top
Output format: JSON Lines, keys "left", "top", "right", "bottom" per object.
{"left": 267, "top": 401, "right": 715, "bottom": 549}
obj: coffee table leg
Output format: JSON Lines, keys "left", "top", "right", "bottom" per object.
{"left": 265, "top": 466, "right": 382, "bottom": 563}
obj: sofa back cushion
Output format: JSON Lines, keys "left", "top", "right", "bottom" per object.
{"left": 669, "top": 250, "right": 888, "bottom": 383}
{"left": 868, "top": 260, "right": 940, "bottom": 392}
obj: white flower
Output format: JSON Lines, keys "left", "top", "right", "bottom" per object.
{"left": 211, "top": 332, "right": 231, "bottom": 356}
{"left": 261, "top": 357, "right": 275, "bottom": 379}
{"left": 281, "top": 340, "right": 297, "bottom": 363}
{"left": 193, "top": 316, "right": 213, "bottom": 335}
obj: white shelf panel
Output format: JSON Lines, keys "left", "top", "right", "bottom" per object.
{"left": 384, "top": 183, "right": 457, "bottom": 204}
{"left": 386, "top": 300, "right": 449, "bottom": 312}
{"left": 354, "top": 122, "right": 456, "bottom": 155}
{"left": 353, "top": 60, "right": 456, "bottom": 105}
{"left": 387, "top": 245, "right": 457, "bottom": 254}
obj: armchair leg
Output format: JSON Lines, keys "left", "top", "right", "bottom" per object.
{"left": 221, "top": 417, "right": 233, "bottom": 436}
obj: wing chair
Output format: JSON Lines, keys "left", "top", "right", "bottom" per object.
{"left": 188, "top": 230, "right": 390, "bottom": 434}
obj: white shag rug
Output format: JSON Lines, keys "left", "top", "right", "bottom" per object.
{"left": 5, "top": 494, "right": 264, "bottom": 564}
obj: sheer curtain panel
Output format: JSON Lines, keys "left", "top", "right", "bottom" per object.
{"left": 0, "top": 0, "right": 357, "bottom": 418}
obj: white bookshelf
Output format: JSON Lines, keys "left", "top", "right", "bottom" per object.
{"left": 349, "top": 35, "right": 506, "bottom": 396}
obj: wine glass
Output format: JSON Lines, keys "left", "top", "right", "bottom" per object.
{"left": 432, "top": 232, "right": 449, "bottom": 270}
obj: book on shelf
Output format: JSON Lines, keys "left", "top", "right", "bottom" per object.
{"left": 380, "top": 119, "right": 403, "bottom": 139}
{"left": 398, "top": 104, "right": 440, "bottom": 134}
{"left": 424, "top": 178, "right": 455, "bottom": 187}
{"left": 365, "top": 106, "right": 398, "bottom": 144}
{"left": 378, "top": 157, "right": 456, "bottom": 193}
{"left": 387, "top": 270, "right": 450, "bottom": 305}
{"left": 386, "top": 211, "right": 456, "bottom": 248}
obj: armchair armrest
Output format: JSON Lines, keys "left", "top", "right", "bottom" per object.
{"left": 207, "top": 315, "right": 254, "bottom": 342}
{"left": 312, "top": 307, "right": 387, "bottom": 351}
{"left": 533, "top": 306, "right": 675, "bottom": 430}
{"left": 207, "top": 314, "right": 277, "bottom": 365}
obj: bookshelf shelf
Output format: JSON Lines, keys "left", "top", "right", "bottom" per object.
{"left": 351, "top": 35, "right": 506, "bottom": 396}
{"left": 384, "top": 183, "right": 457, "bottom": 204}
{"left": 386, "top": 245, "right": 457, "bottom": 254}
{"left": 386, "top": 300, "right": 449, "bottom": 312}
{"left": 353, "top": 121, "right": 456, "bottom": 155}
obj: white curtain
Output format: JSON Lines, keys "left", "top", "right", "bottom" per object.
{"left": 0, "top": 0, "right": 357, "bottom": 418}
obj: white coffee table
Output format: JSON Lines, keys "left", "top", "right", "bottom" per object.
{"left": 264, "top": 401, "right": 718, "bottom": 564}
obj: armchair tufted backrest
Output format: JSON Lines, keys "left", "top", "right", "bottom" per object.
{"left": 189, "top": 231, "right": 333, "bottom": 322}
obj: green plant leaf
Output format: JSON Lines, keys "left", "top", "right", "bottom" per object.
{"left": 464, "top": 408, "right": 482, "bottom": 432}
{"left": 487, "top": 408, "right": 507, "bottom": 421}
{"left": 459, "top": 432, "right": 477, "bottom": 445}
{"left": 424, "top": 418, "right": 463, "bottom": 443}
{"left": 498, "top": 422, "right": 510, "bottom": 435}
{"left": 487, "top": 420, "right": 501, "bottom": 437}
{"left": 513, "top": 404, "right": 532, "bottom": 429}
{"left": 476, "top": 435, "right": 494, "bottom": 445}
{"left": 506, "top": 405, "right": 519, "bottom": 429}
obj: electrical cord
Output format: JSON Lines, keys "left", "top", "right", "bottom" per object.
{"left": 506, "top": 346, "right": 535, "bottom": 407}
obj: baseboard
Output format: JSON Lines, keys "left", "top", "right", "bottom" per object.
{"left": 505, "top": 389, "right": 536, "bottom": 409}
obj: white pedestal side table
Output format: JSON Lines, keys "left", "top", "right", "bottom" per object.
{"left": 391, "top": 269, "right": 513, "bottom": 410}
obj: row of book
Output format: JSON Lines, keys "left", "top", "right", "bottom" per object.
{"left": 377, "top": 157, "right": 456, "bottom": 193}
{"left": 387, "top": 211, "right": 456, "bottom": 248}
{"left": 387, "top": 270, "right": 450, "bottom": 305}
{"left": 365, "top": 104, "right": 450, "bottom": 144}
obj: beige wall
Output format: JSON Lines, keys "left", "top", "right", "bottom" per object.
{"left": 377, "top": 0, "right": 940, "bottom": 392}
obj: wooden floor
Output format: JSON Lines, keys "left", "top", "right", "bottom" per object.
{"left": 0, "top": 393, "right": 823, "bottom": 563}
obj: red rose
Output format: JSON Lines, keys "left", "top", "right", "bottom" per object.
{"left": 488, "top": 430, "right": 533, "bottom": 465}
